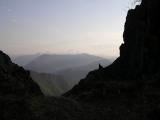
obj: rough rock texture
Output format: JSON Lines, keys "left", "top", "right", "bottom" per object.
{"left": 0, "top": 51, "right": 43, "bottom": 96}
{"left": 0, "top": 50, "right": 43, "bottom": 120}
{"left": 64, "top": 0, "right": 160, "bottom": 119}
{"left": 0, "top": 51, "right": 84, "bottom": 120}
{"left": 120, "top": 0, "right": 160, "bottom": 77}
{"left": 65, "top": 0, "right": 160, "bottom": 100}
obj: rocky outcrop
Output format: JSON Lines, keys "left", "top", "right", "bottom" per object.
{"left": 120, "top": 0, "right": 160, "bottom": 78}
{"left": 0, "top": 50, "right": 43, "bottom": 120}
{"left": 63, "top": 0, "right": 160, "bottom": 119}
{"left": 62, "top": 2, "right": 160, "bottom": 120}
{"left": 0, "top": 51, "right": 85, "bottom": 120}
{"left": 65, "top": 0, "right": 160, "bottom": 100}
{"left": 0, "top": 50, "right": 42, "bottom": 96}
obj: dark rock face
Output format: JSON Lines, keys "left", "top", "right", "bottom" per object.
{"left": 0, "top": 51, "right": 85, "bottom": 120}
{"left": 0, "top": 51, "right": 43, "bottom": 120}
{"left": 65, "top": 0, "right": 160, "bottom": 100}
{"left": 64, "top": 1, "right": 160, "bottom": 119}
{"left": 64, "top": 0, "right": 160, "bottom": 120}
{"left": 120, "top": 0, "right": 160, "bottom": 77}
{"left": 0, "top": 50, "right": 42, "bottom": 96}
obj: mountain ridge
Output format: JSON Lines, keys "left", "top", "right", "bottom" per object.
{"left": 24, "top": 53, "right": 106, "bottom": 73}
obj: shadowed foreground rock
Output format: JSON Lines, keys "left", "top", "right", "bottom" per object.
{"left": 64, "top": 0, "right": 160, "bottom": 119}
{"left": 0, "top": 50, "right": 43, "bottom": 120}
{"left": 66, "top": 0, "right": 160, "bottom": 100}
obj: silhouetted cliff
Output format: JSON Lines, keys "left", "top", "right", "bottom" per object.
{"left": 120, "top": 0, "right": 160, "bottom": 78}
{"left": 63, "top": 1, "right": 160, "bottom": 119}
{"left": 0, "top": 50, "right": 43, "bottom": 120}
{"left": 0, "top": 51, "right": 42, "bottom": 96}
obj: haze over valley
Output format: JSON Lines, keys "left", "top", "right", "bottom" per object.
{"left": 12, "top": 53, "right": 113, "bottom": 96}
{"left": 0, "top": 0, "right": 139, "bottom": 97}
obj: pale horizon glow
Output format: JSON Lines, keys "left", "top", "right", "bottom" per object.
{"left": 0, "top": 0, "right": 137, "bottom": 58}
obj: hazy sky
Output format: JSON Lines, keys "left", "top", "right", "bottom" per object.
{"left": 0, "top": 0, "right": 137, "bottom": 57}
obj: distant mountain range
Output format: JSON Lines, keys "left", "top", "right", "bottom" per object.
{"left": 12, "top": 54, "right": 41, "bottom": 66}
{"left": 13, "top": 53, "right": 113, "bottom": 96}
{"left": 24, "top": 53, "right": 110, "bottom": 73}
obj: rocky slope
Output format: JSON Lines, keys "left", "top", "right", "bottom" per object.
{"left": 64, "top": 0, "right": 160, "bottom": 119}
{"left": 30, "top": 71, "right": 70, "bottom": 96}
{"left": 30, "top": 59, "right": 111, "bottom": 97}
{"left": 0, "top": 51, "right": 42, "bottom": 97}
{"left": 0, "top": 50, "right": 43, "bottom": 120}
{"left": 0, "top": 51, "right": 86, "bottom": 120}
{"left": 65, "top": 0, "right": 160, "bottom": 100}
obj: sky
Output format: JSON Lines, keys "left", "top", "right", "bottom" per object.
{"left": 0, "top": 0, "right": 138, "bottom": 57}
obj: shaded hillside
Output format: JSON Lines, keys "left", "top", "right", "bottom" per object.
{"left": 0, "top": 51, "right": 42, "bottom": 97}
{"left": 24, "top": 54, "right": 104, "bottom": 73}
{"left": 58, "top": 59, "right": 112, "bottom": 87}
{"left": 63, "top": 0, "right": 160, "bottom": 119}
{"left": 0, "top": 51, "right": 85, "bottom": 120}
{"left": 30, "top": 59, "right": 111, "bottom": 97}
{"left": 0, "top": 50, "right": 43, "bottom": 120}
{"left": 65, "top": 0, "right": 160, "bottom": 100}
{"left": 12, "top": 53, "right": 112, "bottom": 97}
{"left": 30, "top": 71, "right": 70, "bottom": 96}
